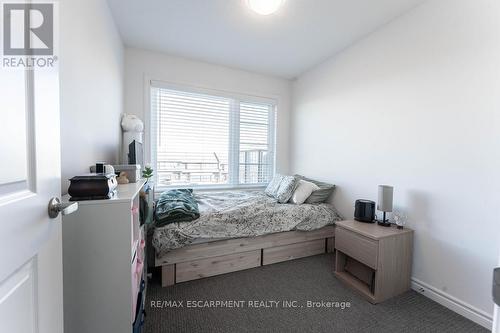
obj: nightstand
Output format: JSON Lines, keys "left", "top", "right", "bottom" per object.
{"left": 334, "top": 220, "right": 413, "bottom": 303}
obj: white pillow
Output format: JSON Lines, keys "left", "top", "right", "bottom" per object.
{"left": 289, "top": 180, "right": 320, "bottom": 204}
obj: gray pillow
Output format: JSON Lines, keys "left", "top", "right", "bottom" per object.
{"left": 276, "top": 176, "right": 299, "bottom": 203}
{"left": 295, "top": 174, "right": 335, "bottom": 204}
{"left": 265, "top": 174, "right": 283, "bottom": 197}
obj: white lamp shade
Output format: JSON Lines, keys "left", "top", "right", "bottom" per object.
{"left": 377, "top": 185, "right": 393, "bottom": 212}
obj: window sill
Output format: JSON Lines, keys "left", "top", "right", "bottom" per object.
{"left": 154, "top": 184, "right": 266, "bottom": 196}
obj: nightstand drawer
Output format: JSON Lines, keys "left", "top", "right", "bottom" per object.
{"left": 335, "top": 227, "right": 378, "bottom": 269}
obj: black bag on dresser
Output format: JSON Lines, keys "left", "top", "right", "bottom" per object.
{"left": 68, "top": 173, "right": 118, "bottom": 201}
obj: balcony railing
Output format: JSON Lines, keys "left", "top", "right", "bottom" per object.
{"left": 156, "top": 150, "right": 270, "bottom": 186}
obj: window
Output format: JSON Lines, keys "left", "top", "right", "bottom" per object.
{"left": 150, "top": 82, "right": 276, "bottom": 189}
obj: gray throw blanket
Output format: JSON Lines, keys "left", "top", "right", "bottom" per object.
{"left": 154, "top": 189, "right": 200, "bottom": 227}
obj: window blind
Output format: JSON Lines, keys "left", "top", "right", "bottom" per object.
{"left": 150, "top": 84, "right": 276, "bottom": 188}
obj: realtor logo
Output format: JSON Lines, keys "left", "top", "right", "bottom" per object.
{"left": 3, "top": 3, "right": 53, "bottom": 55}
{"left": 1, "top": 1, "right": 57, "bottom": 68}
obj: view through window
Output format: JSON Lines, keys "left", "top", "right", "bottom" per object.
{"left": 150, "top": 84, "right": 276, "bottom": 188}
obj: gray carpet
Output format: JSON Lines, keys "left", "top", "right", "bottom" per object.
{"left": 144, "top": 254, "right": 487, "bottom": 333}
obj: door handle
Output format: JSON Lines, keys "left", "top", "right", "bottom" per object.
{"left": 48, "top": 197, "right": 78, "bottom": 219}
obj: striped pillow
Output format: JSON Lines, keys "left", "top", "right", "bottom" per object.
{"left": 265, "top": 174, "right": 283, "bottom": 197}
{"left": 276, "top": 176, "right": 299, "bottom": 203}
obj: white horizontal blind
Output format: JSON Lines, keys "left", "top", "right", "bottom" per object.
{"left": 150, "top": 83, "right": 276, "bottom": 188}
{"left": 239, "top": 102, "right": 274, "bottom": 184}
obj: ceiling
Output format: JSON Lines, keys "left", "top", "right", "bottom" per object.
{"left": 107, "top": 0, "right": 424, "bottom": 79}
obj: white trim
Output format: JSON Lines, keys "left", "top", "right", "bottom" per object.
{"left": 149, "top": 79, "right": 278, "bottom": 106}
{"left": 142, "top": 73, "right": 284, "bottom": 165}
{"left": 154, "top": 184, "right": 265, "bottom": 196}
{"left": 147, "top": 79, "right": 277, "bottom": 188}
{"left": 268, "top": 104, "right": 277, "bottom": 176}
{"left": 143, "top": 74, "right": 153, "bottom": 169}
{"left": 228, "top": 99, "right": 240, "bottom": 184}
{"left": 493, "top": 305, "right": 499, "bottom": 333}
{"left": 155, "top": 184, "right": 265, "bottom": 191}
{"left": 411, "top": 278, "right": 493, "bottom": 330}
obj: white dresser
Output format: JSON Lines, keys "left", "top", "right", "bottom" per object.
{"left": 62, "top": 180, "right": 147, "bottom": 333}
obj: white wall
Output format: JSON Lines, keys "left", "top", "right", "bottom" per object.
{"left": 60, "top": 0, "right": 124, "bottom": 193}
{"left": 291, "top": 0, "right": 500, "bottom": 325}
{"left": 124, "top": 48, "right": 292, "bottom": 174}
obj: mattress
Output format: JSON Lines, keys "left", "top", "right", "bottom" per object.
{"left": 152, "top": 190, "right": 343, "bottom": 258}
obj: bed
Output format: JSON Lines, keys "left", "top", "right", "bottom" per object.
{"left": 152, "top": 190, "right": 343, "bottom": 287}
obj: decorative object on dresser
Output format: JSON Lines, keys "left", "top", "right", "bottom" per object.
{"left": 142, "top": 164, "right": 154, "bottom": 192}
{"left": 334, "top": 220, "right": 413, "bottom": 304}
{"left": 92, "top": 163, "right": 142, "bottom": 184}
{"left": 89, "top": 163, "right": 115, "bottom": 175}
{"left": 393, "top": 210, "right": 407, "bottom": 229}
{"left": 95, "top": 162, "right": 105, "bottom": 173}
{"left": 377, "top": 185, "right": 393, "bottom": 227}
{"left": 90, "top": 162, "right": 115, "bottom": 173}
{"left": 128, "top": 140, "right": 143, "bottom": 166}
{"left": 67, "top": 173, "right": 118, "bottom": 201}
{"left": 114, "top": 164, "right": 142, "bottom": 183}
{"left": 62, "top": 180, "right": 148, "bottom": 333}
{"left": 117, "top": 171, "right": 130, "bottom": 184}
{"left": 354, "top": 199, "right": 376, "bottom": 223}
{"left": 121, "top": 113, "right": 144, "bottom": 164}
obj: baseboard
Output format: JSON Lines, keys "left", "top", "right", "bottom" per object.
{"left": 411, "top": 278, "right": 493, "bottom": 330}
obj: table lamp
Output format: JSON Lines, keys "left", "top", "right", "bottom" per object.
{"left": 377, "top": 185, "right": 393, "bottom": 227}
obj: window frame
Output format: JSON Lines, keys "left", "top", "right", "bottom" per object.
{"left": 147, "top": 79, "right": 277, "bottom": 191}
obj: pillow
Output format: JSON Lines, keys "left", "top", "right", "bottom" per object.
{"left": 289, "top": 180, "right": 320, "bottom": 204}
{"left": 265, "top": 174, "right": 283, "bottom": 197}
{"left": 276, "top": 176, "right": 299, "bottom": 203}
{"left": 295, "top": 174, "right": 335, "bottom": 204}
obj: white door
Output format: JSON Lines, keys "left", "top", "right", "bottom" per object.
{"left": 0, "top": 54, "right": 67, "bottom": 332}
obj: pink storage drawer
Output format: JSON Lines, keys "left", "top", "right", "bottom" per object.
{"left": 131, "top": 254, "right": 144, "bottom": 322}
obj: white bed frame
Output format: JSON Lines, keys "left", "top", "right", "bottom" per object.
{"left": 155, "top": 225, "right": 335, "bottom": 287}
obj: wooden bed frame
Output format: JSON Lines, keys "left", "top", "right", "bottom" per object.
{"left": 155, "top": 225, "right": 335, "bottom": 287}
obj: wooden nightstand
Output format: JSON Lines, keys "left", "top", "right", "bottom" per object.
{"left": 334, "top": 220, "right": 413, "bottom": 304}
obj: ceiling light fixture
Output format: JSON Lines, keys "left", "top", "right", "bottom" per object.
{"left": 245, "top": 0, "right": 286, "bottom": 15}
